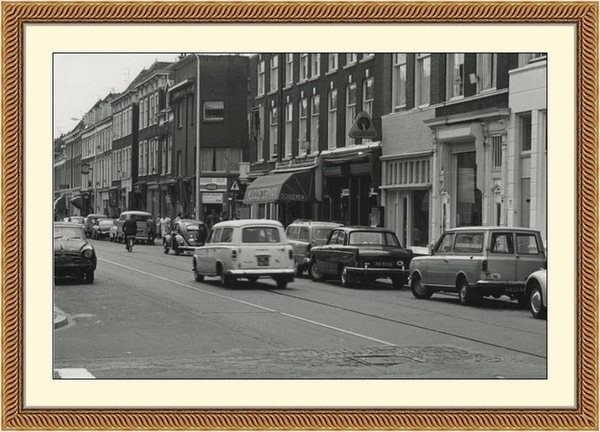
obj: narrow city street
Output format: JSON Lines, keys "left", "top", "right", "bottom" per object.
{"left": 54, "top": 238, "right": 547, "bottom": 380}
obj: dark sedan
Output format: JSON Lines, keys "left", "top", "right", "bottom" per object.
{"left": 309, "top": 226, "right": 413, "bottom": 288}
{"left": 163, "top": 219, "right": 208, "bottom": 255}
{"left": 54, "top": 222, "right": 97, "bottom": 283}
{"left": 91, "top": 218, "right": 115, "bottom": 240}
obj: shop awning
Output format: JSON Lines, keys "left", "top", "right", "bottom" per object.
{"left": 54, "top": 195, "right": 66, "bottom": 213}
{"left": 69, "top": 195, "right": 85, "bottom": 210}
{"left": 243, "top": 169, "right": 315, "bottom": 204}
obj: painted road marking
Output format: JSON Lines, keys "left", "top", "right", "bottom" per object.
{"left": 100, "top": 257, "right": 397, "bottom": 347}
{"left": 55, "top": 368, "right": 95, "bottom": 379}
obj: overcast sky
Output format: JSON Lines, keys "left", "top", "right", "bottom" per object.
{"left": 53, "top": 53, "right": 181, "bottom": 138}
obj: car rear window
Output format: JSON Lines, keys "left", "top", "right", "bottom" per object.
{"left": 242, "top": 227, "right": 280, "bottom": 243}
{"left": 454, "top": 233, "right": 484, "bottom": 253}
{"left": 349, "top": 231, "right": 400, "bottom": 246}
{"left": 314, "top": 228, "right": 333, "bottom": 241}
{"left": 516, "top": 234, "right": 541, "bottom": 255}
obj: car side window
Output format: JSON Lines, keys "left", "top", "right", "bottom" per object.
{"left": 490, "top": 232, "right": 514, "bottom": 254}
{"left": 299, "top": 227, "right": 309, "bottom": 242}
{"left": 221, "top": 228, "right": 234, "bottom": 243}
{"left": 454, "top": 233, "right": 484, "bottom": 253}
{"left": 516, "top": 234, "right": 541, "bottom": 255}
{"left": 435, "top": 233, "right": 455, "bottom": 253}
{"left": 328, "top": 231, "right": 340, "bottom": 244}
{"left": 286, "top": 226, "right": 298, "bottom": 241}
{"left": 211, "top": 228, "right": 222, "bottom": 243}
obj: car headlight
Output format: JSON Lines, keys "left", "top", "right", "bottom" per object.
{"left": 396, "top": 260, "right": 404, "bottom": 267}
{"left": 82, "top": 249, "right": 93, "bottom": 259}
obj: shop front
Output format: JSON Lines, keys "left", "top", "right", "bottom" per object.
{"left": 320, "top": 144, "right": 381, "bottom": 226}
{"left": 243, "top": 167, "right": 317, "bottom": 226}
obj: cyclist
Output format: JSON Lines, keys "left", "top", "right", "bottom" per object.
{"left": 123, "top": 214, "right": 137, "bottom": 252}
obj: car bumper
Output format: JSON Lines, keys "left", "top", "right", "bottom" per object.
{"left": 225, "top": 268, "right": 295, "bottom": 279}
{"left": 474, "top": 280, "right": 526, "bottom": 294}
{"left": 346, "top": 266, "right": 409, "bottom": 277}
{"left": 55, "top": 262, "right": 95, "bottom": 276}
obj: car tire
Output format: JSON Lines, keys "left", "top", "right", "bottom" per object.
{"left": 411, "top": 274, "right": 433, "bottom": 299}
{"left": 309, "top": 260, "right": 326, "bottom": 282}
{"left": 457, "top": 277, "right": 472, "bottom": 306}
{"left": 163, "top": 242, "right": 170, "bottom": 254}
{"left": 85, "top": 271, "right": 94, "bottom": 284}
{"left": 276, "top": 279, "right": 288, "bottom": 289}
{"left": 340, "top": 266, "right": 355, "bottom": 287}
{"left": 529, "top": 281, "right": 547, "bottom": 319}
{"left": 193, "top": 263, "right": 204, "bottom": 282}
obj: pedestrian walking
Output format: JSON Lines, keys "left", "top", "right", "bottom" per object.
{"left": 123, "top": 214, "right": 137, "bottom": 252}
{"left": 161, "top": 215, "right": 172, "bottom": 237}
{"left": 146, "top": 216, "right": 155, "bottom": 242}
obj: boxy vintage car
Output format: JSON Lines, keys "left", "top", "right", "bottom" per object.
{"left": 192, "top": 219, "right": 295, "bottom": 289}
{"left": 409, "top": 227, "right": 546, "bottom": 306}
{"left": 114, "top": 211, "right": 155, "bottom": 244}
{"left": 163, "top": 219, "right": 208, "bottom": 255}
{"left": 54, "top": 222, "right": 97, "bottom": 283}
{"left": 526, "top": 268, "right": 547, "bottom": 319}
{"left": 285, "top": 220, "right": 343, "bottom": 276}
{"left": 309, "top": 226, "right": 413, "bottom": 288}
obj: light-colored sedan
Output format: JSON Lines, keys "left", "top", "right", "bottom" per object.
{"left": 192, "top": 219, "right": 295, "bottom": 289}
{"left": 526, "top": 269, "right": 547, "bottom": 319}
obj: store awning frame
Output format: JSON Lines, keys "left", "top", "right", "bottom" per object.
{"left": 243, "top": 168, "right": 316, "bottom": 205}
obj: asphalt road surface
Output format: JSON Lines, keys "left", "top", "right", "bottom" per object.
{"left": 54, "top": 238, "right": 547, "bottom": 379}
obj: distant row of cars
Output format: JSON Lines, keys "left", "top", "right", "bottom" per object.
{"left": 54, "top": 214, "right": 547, "bottom": 319}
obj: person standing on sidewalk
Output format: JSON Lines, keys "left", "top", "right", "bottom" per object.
{"left": 123, "top": 214, "right": 137, "bottom": 252}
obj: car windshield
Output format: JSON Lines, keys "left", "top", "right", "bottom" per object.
{"left": 348, "top": 231, "right": 401, "bottom": 246}
{"left": 242, "top": 227, "right": 281, "bottom": 243}
{"left": 99, "top": 220, "right": 113, "bottom": 227}
{"left": 54, "top": 227, "right": 84, "bottom": 240}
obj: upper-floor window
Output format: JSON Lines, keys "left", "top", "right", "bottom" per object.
{"left": 477, "top": 53, "right": 497, "bottom": 93}
{"left": 203, "top": 101, "right": 224, "bottom": 121}
{"left": 300, "top": 54, "right": 309, "bottom": 81}
{"left": 363, "top": 77, "right": 374, "bottom": 117}
{"left": 257, "top": 58, "right": 266, "bottom": 96}
{"left": 446, "top": 53, "right": 464, "bottom": 100}
{"left": 328, "top": 54, "right": 338, "bottom": 72}
{"left": 519, "top": 112, "right": 532, "bottom": 152}
{"left": 416, "top": 53, "right": 431, "bottom": 106}
{"left": 345, "top": 82, "right": 357, "bottom": 146}
{"left": 269, "top": 107, "right": 278, "bottom": 159}
{"left": 269, "top": 55, "right": 279, "bottom": 92}
{"left": 392, "top": 54, "right": 407, "bottom": 110}
{"left": 311, "top": 54, "right": 321, "bottom": 78}
{"left": 310, "top": 94, "right": 320, "bottom": 154}
{"left": 299, "top": 97, "right": 308, "bottom": 155}
{"left": 328, "top": 89, "right": 338, "bottom": 150}
{"left": 346, "top": 53, "right": 358, "bottom": 66}
{"left": 285, "top": 54, "right": 294, "bottom": 86}
{"left": 139, "top": 99, "right": 145, "bottom": 130}
{"left": 285, "top": 102, "right": 293, "bottom": 158}
{"left": 518, "top": 53, "right": 547, "bottom": 67}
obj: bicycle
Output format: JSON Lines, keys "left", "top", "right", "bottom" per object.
{"left": 125, "top": 234, "right": 134, "bottom": 252}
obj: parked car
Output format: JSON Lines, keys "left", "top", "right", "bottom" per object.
{"left": 526, "top": 268, "right": 547, "bottom": 319}
{"left": 409, "top": 227, "right": 547, "bottom": 306}
{"left": 192, "top": 219, "right": 295, "bottom": 289}
{"left": 91, "top": 218, "right": 114, "bottom": 240}
{"left": 83, "top": 214, "right": 105, "bottom": 238}
{"left": 285, "top": 219, "right": 343, "bottom": 276}
{"left": 309, "top": 226, "right": 413, "bottom": 288}
{"left": 114, "top": 211, "right": 155, "bottom": 244}
{"left": 163, "top": 219, "right": 208, "bottom": 255}
{"left": 54, "top": 222, "right": 97, "bottom": 283}
{"left": 63, "top": 215, "right": 85, "bottom": 225}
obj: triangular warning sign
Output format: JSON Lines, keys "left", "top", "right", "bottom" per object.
{"left": 230, "top": 179, "right": 241, "bottom": 191}
{"left": 348, "top": 111, "right": 377, "bottom": 139}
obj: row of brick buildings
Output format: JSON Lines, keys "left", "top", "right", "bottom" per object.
{"left": 54, "top": 52, "right": 547, "bottom": 247}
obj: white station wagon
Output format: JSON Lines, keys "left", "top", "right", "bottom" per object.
{"left": 192, "top": 219, "right": 295, "bottom": 289}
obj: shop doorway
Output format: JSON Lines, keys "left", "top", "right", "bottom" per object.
{"left": 455, "top": 151, "right": 482, "bottom": 227}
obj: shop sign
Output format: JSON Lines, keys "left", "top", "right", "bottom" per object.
{"left": 199, "top": 177, "right": 227, "bottom": 192}
{"left": 202, "top": 192, "right": 224, "bottom": 204}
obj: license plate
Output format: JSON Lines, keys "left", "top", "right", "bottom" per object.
{"left": 257, "top": 256, "right": 269, "bottom": 266}
{"left": 374, "top": 261, "right": 393, "bottom": 267}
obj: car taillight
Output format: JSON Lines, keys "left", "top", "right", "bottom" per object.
{"left": 288, "top": 249, "right": 293, "bottom": 260}
{"left": 232, "top": 250, "right": 237, "bottom": 261}
{"left": 481, "top": 259, "right": 488, "bottom": 272}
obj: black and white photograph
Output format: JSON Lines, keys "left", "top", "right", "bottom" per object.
{"left": 53, "top": 52, "right": 549, "bottom": 381}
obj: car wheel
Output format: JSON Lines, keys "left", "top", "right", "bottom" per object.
{"left": 457, "top": 277, "right": 472, "bottom": 305}
{"left": 529, "top": 282, "right": 547, "bottom": 319}
{"left": 163, "top": 242, "right": 170, "bottom": 254}
{"left": 340, "top": 266, "right": 355, "bottom": 287}
{"left": 85, "top": 271, "right": 94, "bottom": 284}
{"left": 276, "top": 279, "right": 288, "bottom": 289}
{"left": 411, "top": 274, "right": 433, "bottom": 299}
{"left": 391, "top": 276, "right": 406, "bottom": 289}
{"left": 309, "top": 260, "right": 326, "bottom": 282}
{"left": 193, "top": 263, "right": 204, "bottom": 282}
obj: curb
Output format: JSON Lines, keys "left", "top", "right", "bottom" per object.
{"left": 54, "top": 307, "right": 69, "bottom": 329}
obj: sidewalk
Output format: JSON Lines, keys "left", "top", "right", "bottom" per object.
{"left": 54, "top": 307, "right": 68, "bottom": 329}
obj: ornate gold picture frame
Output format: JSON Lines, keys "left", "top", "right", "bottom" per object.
{"left": 3, "top": 2, "right": 598, "bottom": 430}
